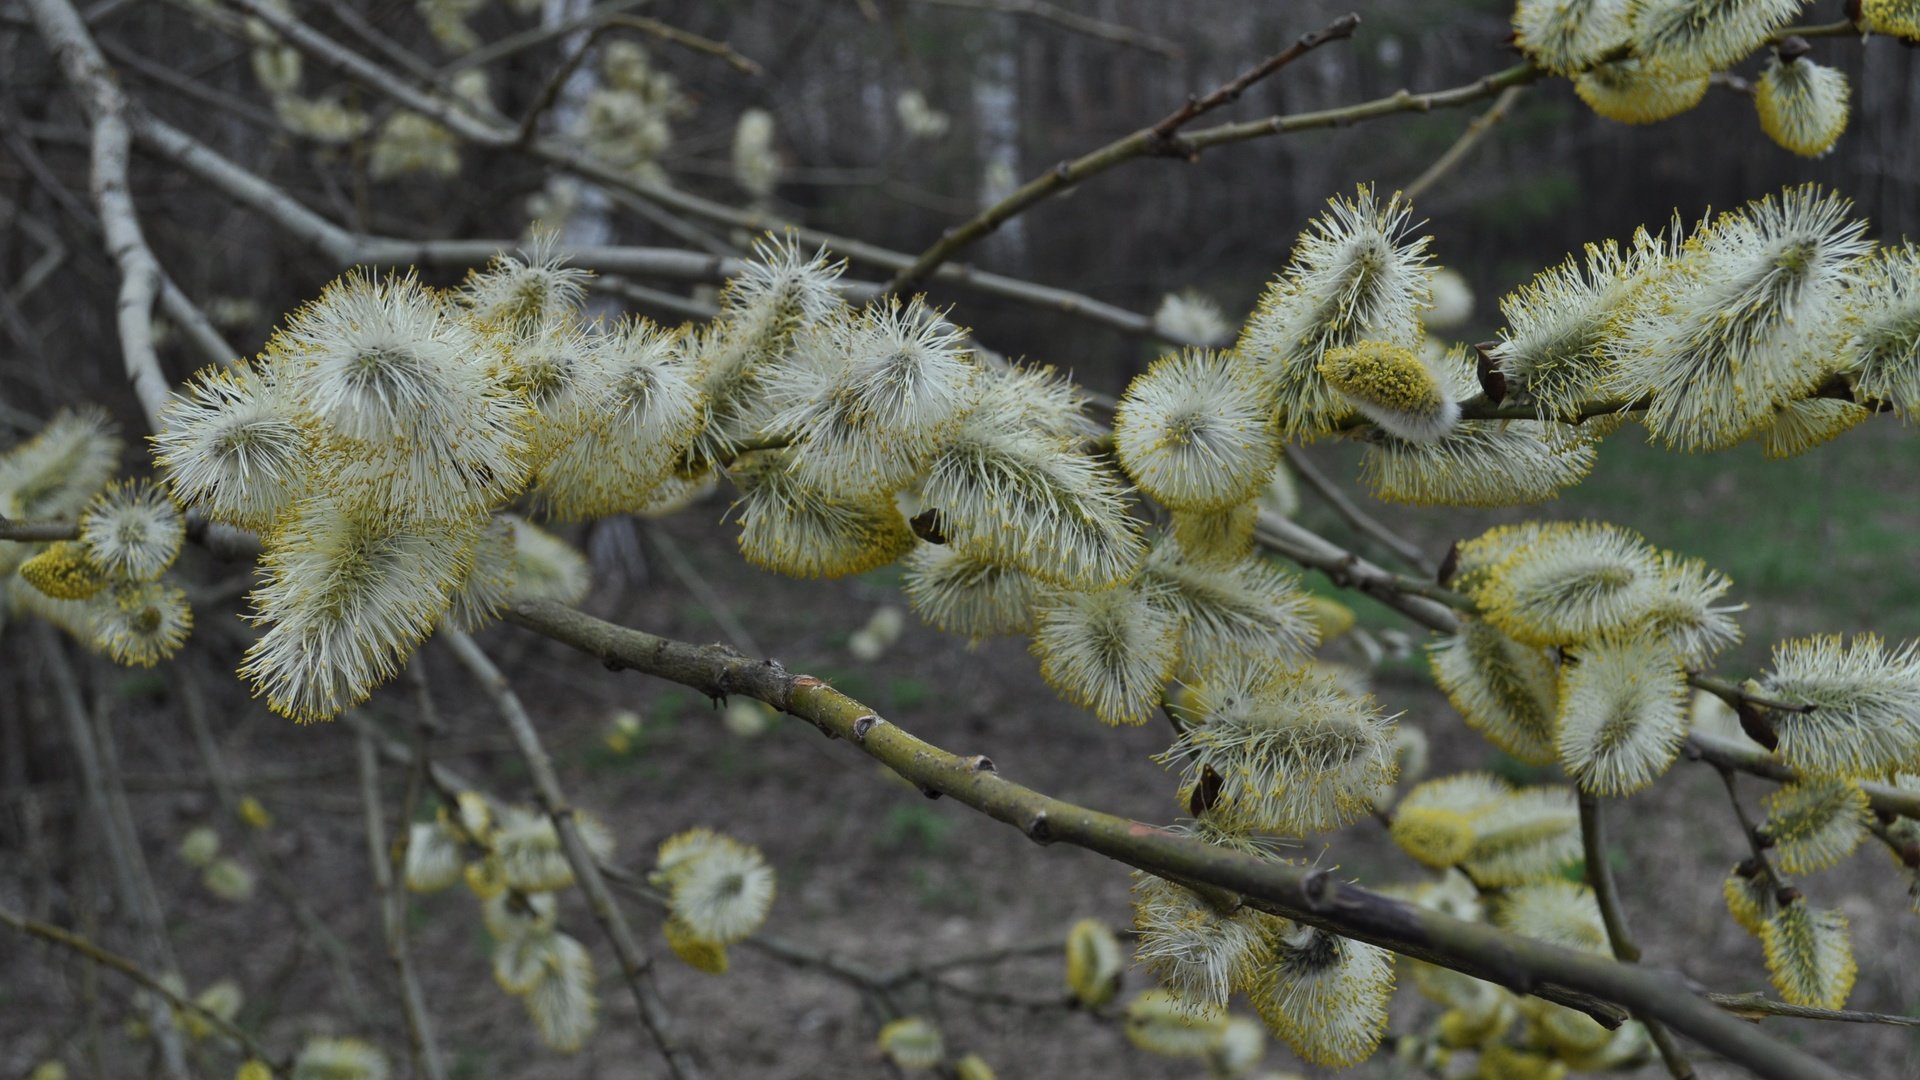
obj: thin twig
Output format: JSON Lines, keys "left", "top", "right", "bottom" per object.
{"left": 1705, "top": 992, "right": 1920, "bottom": 1027}
{"left": 907, "top": 0, "right": 1182, "bottom": 59}
{"left": 355, "top": 724, "right": 449, "bottom": 1080}
{"left": 0, "top": 516, "right": 81, "bottom": 542}
{"left": 441, "top": 628, "right": 702, "bottom": 1080}
{"left": 1404, "top": 84, "right": 1525, "bottom": 202}
{"left": 882, "top": 13, "right": 1360, "bottom": 295}
{"left": 1579, "top": 792, "right": 1696, "bottom": 1078}
{"left": 1282, "top": 446, "right": 1431, "bottom": 573}
{"left": 0, "top": 904, "right": 288, "bottom": 1072}
{"left": 602, "top": 14, "right": 763, "bottom": 75}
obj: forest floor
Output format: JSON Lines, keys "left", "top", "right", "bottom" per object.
{"left": 4, "top": 421, "right": 1920, "bottom": 1080}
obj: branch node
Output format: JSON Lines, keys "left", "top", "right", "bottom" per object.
{"left": 1024, "top": 811, "right": 1053, "bottom": 845}
{"left": 851, "top": 714, "right": 884, "bottom": 743}
{"left": 970, "top": 755, "right": 997, "bottom": 774}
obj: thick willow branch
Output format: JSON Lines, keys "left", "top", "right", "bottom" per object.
{"left": 23, "top": 0, "right": 172, "bottom": 429}
{"left": 883, "top": 12, "right": 1360, "bottom": 295}
{"left": 441, "top": 628, "right": 702, "bottom": 1080}
{"left": 503, "top": 598, "right": 1854, "bottom": 1080}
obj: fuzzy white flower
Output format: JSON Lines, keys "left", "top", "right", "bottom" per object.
{"left": 1631, "top": 0, "right": 1802, "bottom": 74}
{"left": 1756, "top": 54, "right": 1851, "bottom": 158}
{"left": 240, "top": 496, "right": 475, "bottom": 722}
{"left": 1238, "top": 185, "right": 1433, "bottom": 439}
{"left": 1359, "top": 345, "right": 1597, "bottom": 506}
{"left": 1152, "top": 290, "right": 1232, "bottom": 346}
{"left": 1031, "top": 580, "right": 1181, "bottom": 726}
{"left": 154, "top": 363, "right": 309, "bottom": 530}
{"left": 656, "top": 829, "right": 776, "bottom": 944}
{"left": 1574, "top": 58, "right": 1709, "bottom": 124}
{"left": 1556, "top": 635, "right": 1690, "bottom": 795}
{"left": 731, "top": 107, "right": 781, "bottom": 199}
{"left": 0, "top": 407, "right": 121, "bottom": 522}
{"left": 1131, "top": 872, "right": 1275, "bottom": 1009}
{"left": 1114, "top": 349, "right": 1278, "bottom": 511}
{"left": 1140, "top": 538, "right": 1317, "bottom": 670}
{"left": 1610, "top": 185, "right": 1871, "bottom": 451}
{"left": 1162, "top": 661, "right": 1398, "bottom": 833}
{"left": 1760, "top": 633, "right": 1920, "bottom": 778}
{"left": 901, "top": 543, "right": 1041, "bottom": 641}
{"left": 79, "top": 479, "right": 184, "bottom": 582}
{"left": 1514, "top": 0, "right": 1632, "bottom": 75}
{"left": 1251, "top": 925, "right": 1394, "bottom": 1068}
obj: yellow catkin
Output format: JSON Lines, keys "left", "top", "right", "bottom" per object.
{"left": 17, "top": 542, "right": 108, "bottom": 600}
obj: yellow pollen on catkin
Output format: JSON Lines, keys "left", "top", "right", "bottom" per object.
{"left": 18, "top": 542, "right": 108, "bottom": 600}
{"left": 1861, "top": 0, "right": 1920, "bottom": 41}
{"left": 1319, "top": 341, "right": 1443, "bottom": 414}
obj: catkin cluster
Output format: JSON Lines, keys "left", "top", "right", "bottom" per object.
{"left": 0, "top": 410, "right": 194, "bottom": 666}
{"left": 1511, "top": 0, "right": 1876, "bottom": 158}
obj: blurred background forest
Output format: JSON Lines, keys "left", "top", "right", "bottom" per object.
{"left": 5, "top": 0, "right": 1920, "bottom": 1077}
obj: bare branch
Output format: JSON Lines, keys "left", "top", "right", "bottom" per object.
{"left": 908, "top": 0, "right": 1183, "bottom": 59}
{"left": 23, "top": 0, "right": 175, "bottom": 427}
{"left": 882, "top": 13, "right": 1360, "bottom": 296}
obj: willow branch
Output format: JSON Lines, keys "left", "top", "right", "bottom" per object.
{"left": 503, "top": 598, "right": 1856, "bottom": 1080}
{"left": 1706, "top": 992, "right": 1920, "bottom": 1027}
{"left": 1686, "top": 732, "right": 1920, "bottom": 820}
{"left": 0, "top": 516, "right": 81, "bottom": 542}
{"left": 355, "top": 726, "right": 449, "bottom": 1080}
{"left": 1280, "top": 446, "right": 1431, "bottom": 573}
{"left": 0, "top": 904, "right": 288, "bottom": 1072}
{"left": 441, "top": 628, "right": 702, "bottom": 1080}
{"left": 882, "top": 13, "right": 1359, "bottom": 295}
{"left": 1404, "top": 83, "right": 1525, "bottom": 202}
{"left": 24, "top": 0, "right": 171, "bottom": 428}
{"left": 1579, "top": 793, "right": 1697, "bottom": 1078}
{"left": 907, "top": 0, "right": 1182, "bottom": 59}
{"left": 1174, "top": 61, "right": 1545, "bottom": 155}
{"left": 602, "top": 15, "right": 763, "bottom": 75}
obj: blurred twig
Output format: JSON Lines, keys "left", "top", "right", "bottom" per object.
{"left": 883, "top": 12, "right": 1361, "bottom": 296}
{"left": 1404, "top": 84, "right": 1525, "bottom": 202}
{"left": 354, "top": 723, "right": 449, "bottom": 1080}
{"left": 1282, "top": 446, "right": 1431, "bottom": 573}
{"left": 177, "top": 670, "right": 375, "bottom": 1025}
{"left": 443, "top": 628, "right": 703, "bottom": 1080}
{"left": 1579, "top": 792, "right": 1696, "bottom": 1079}
{"left": 906, "top": 0, "right": 1182, "bottom": 59}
